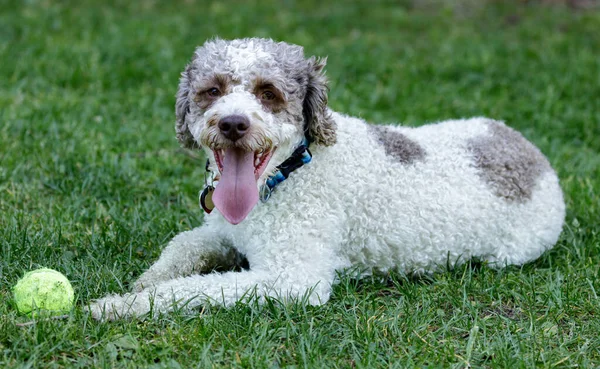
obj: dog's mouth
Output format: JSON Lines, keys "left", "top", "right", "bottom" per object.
{"left": 213, "top": 148, "right": 274, "bottom": 181}
{"left": 211, "top": 147, "right": 275, "bottom": 225}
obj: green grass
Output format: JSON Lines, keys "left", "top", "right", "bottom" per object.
{"left": 1, "top": 0, "right": 599, "bottom": 367}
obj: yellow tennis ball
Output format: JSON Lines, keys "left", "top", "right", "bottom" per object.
{"left": 12, "top": 268, "right": 75, "bottom": 315}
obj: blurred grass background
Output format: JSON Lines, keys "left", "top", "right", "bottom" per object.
{"left": 1, "top": 0, "right": 599, "bottom": 367}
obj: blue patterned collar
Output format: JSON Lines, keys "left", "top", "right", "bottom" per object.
{"left": 260, "top": 138, "right": 312, "bottom": 202}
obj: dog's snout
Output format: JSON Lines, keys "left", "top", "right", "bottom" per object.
{"left": 218, "top": 115, "right": 250, "bottom": 141}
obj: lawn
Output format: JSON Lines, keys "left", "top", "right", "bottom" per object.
{"left": 1, "top": 0, "right": 599, "bottom": 367}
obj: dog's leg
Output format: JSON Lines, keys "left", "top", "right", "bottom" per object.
{"left": 132, "top": 225, "right": 236, "bottom": 292}
{"left": 89, "top": 239, "right": 343, "bottom": 320}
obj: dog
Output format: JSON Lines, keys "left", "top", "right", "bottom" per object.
{"left": 89, "top": 38, "right": 565, "bottom": 320}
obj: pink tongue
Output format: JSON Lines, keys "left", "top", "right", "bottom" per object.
{"left": 213, "top": 148, "right": 259, "bottom": 224}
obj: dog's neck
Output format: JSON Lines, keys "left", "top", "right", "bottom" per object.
{"left": 260, "top": 137, "right": 312, "bottom": 202}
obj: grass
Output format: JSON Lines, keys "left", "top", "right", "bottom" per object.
{"left": 1, "top": 0, "right": 599, "bottom": 367}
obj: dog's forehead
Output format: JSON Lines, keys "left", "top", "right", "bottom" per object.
{"left": 191, "top": 38, "right": 306, "bottom": 80}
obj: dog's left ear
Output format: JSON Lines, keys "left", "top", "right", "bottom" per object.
{"left": 175, "top": 63, "right": 199, "bottom": 149}
{"left": 303, "top": 57, "right": 337, "bottom": 146}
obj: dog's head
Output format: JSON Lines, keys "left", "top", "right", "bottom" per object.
{"left": 175, "top": 38, "right": 336, "bottom": 224}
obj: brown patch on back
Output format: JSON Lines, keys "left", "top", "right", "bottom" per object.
{"left": 368, "top": 124, "right": 425, "bottom": 164}
{"left": 468, "top": 121, "right": 552, "bottom": 202}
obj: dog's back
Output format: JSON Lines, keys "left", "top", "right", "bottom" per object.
{"left": 304, "top": 115, "right": 565, "bottom": 273}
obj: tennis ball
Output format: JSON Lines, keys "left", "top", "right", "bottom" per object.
{"left": 12, "top": 268, "right": 75, "bottom": 315}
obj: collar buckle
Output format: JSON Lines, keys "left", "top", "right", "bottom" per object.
{"left": 260, "top": 184, "right": 273, "bottom": 202}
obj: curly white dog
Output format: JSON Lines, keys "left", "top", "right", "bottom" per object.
{"left": 90, "top": 38, "right": 565, "bottom": 320}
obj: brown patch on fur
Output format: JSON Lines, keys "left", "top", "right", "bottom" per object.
{"left": 193, "top": 74, "right": 232, "bottom": 110}
{"left": 368, "top": 125, "right": 426, "bottom": 164}
{"left": 252, "top": 77, "right": 287, "bottom": 113}
{"left": 468, "top": 121, "right": 552, "bottom": 202}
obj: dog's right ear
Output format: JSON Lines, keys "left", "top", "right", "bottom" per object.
{"left": 175, "top": 64, "right": 199, "bottom": 149}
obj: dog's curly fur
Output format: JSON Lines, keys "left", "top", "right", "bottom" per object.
{"left": 90, "top": 38, "right": 565, "bottom": 320}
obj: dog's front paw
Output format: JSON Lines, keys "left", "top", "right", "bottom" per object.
{"left": 132, "top": 268, "right": 175, "bottom": 292}
{"left": 88, "top": 293, "right": 151, "bottom": 321}
{"left": 132, "top": 274, "right": 156, "bottom": 293}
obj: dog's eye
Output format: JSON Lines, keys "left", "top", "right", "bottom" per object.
{"left": 261, "top": 90, "right": 276, "bottom": 101}
{"left": 206, "top": 88, "right": 221, "bottom": 97}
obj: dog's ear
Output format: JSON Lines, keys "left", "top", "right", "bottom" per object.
{"left": 303, "top": 57, "right": 337, "bottom": 146}
{"left": 175, "top": 64, "right": 199, "bottom": 149}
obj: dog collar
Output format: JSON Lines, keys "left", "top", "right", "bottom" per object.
{"left": 260, "top": 138, "right": 312, "bottom": 202}
{"left": 200, "top": 138, "right": 312, "bottom": 213}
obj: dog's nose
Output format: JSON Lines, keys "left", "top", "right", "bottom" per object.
{"left": 218, "top": 115, "right": 250, "bottom": 141}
